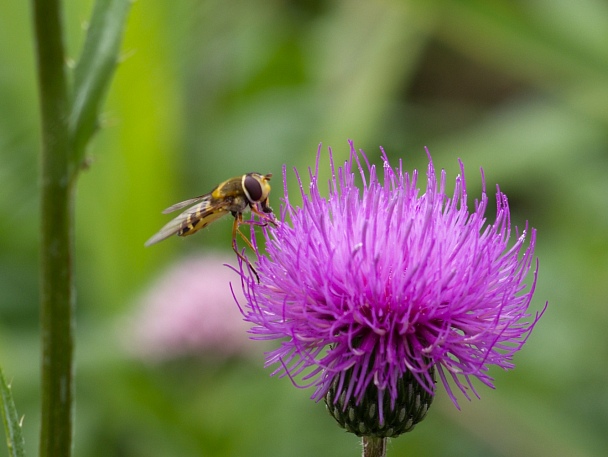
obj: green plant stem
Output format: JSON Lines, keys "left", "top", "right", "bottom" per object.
{"left": 31, "top": 0, "right": 75, "bottom": 456}
{"left": 362, "top": 437, "right": 387, "bottom": 457}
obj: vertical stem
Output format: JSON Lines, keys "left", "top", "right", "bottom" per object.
{"left": 31, "top": 0, "right": 74, "bottom": 456}
{"left": 362, "top": 436, "right": 387, "bottom": 457}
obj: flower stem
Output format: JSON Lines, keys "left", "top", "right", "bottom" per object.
{"left": 362, "top": 437, "right": 387, "bottom": 457}
{"left": 31, "top": 0, "right": 75, "bottom": 456}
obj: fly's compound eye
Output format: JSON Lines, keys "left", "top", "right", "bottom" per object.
{"left": 243, "top": 174, "right": 263, "bottom": 202}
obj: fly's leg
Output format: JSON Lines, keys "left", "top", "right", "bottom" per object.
{"left": 231, "top": 207, "right": 277, "bottom": 282}
{"left": 232, "top": 213, "right": 260, "bottom": 283}
{"left": 233, "top": 213, "right": 258, "bottom": 251}
{"left": 251, "top": 205, "right": 278, "bottom": 227}
{"left": 236, "top": 205, "right": 277, "bottom": 249}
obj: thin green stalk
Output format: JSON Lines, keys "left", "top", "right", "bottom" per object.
{"left": 31, "top": 0, "right": 75, "bottom": 456}
{"left": 362, "top": 437, "right": 387, "bottom": 457}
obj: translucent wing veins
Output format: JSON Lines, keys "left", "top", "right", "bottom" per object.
{"left": 162, "top": 195, "right": 206, "bottom": 214}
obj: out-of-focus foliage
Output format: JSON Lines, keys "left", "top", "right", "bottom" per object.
{"left": 1, "top": 0, "right": 607, "bottom": 456}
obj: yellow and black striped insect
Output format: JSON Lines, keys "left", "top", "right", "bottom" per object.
{"left": 145, "top": 173, "right": 274, "bottom": 265}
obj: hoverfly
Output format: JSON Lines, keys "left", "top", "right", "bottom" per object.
{"left": 145, "top": 173, "right": 275, "bottom": 276}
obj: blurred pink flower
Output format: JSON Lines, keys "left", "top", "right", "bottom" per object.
{"left": 127, "top": 254, "right": 257, "bottom": 362}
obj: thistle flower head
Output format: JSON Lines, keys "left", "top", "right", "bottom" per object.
{"left": 236, "top": 141, "right": 545, "bottom": 434}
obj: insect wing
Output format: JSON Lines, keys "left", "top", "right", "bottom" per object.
{"left": 144, "top": 197, "right": 229, "bottom": 247}
{"left": 162, "top": 195, "right": 207, "bottom": 214}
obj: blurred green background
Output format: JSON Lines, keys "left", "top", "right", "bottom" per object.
{"left": 2, "top": 0, "right": 608, "bottom": 456}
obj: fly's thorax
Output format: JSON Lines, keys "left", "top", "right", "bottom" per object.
{"left": 225, "top": 195, "right": 249, "bottom": 214}
{"left": 211, "top": 176, "right": 245, "bottom": 200}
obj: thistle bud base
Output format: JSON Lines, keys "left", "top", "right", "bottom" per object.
{"left": 325, "top": 367, "right": 435, "bottom": 438}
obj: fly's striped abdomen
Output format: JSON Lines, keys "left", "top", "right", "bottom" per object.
{"left": 177, "top": 207, "right": 227, "bottom": 237}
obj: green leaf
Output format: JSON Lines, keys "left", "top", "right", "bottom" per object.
{"left": 0, "top": 368, "right": 26, "bottom": 457}
{"left": 70, "top": 0, "right": 131, "bottom": 169}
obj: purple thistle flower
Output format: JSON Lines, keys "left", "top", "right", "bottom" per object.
{"left": 235, "top": 140, "right": 546, "bottom": 436}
